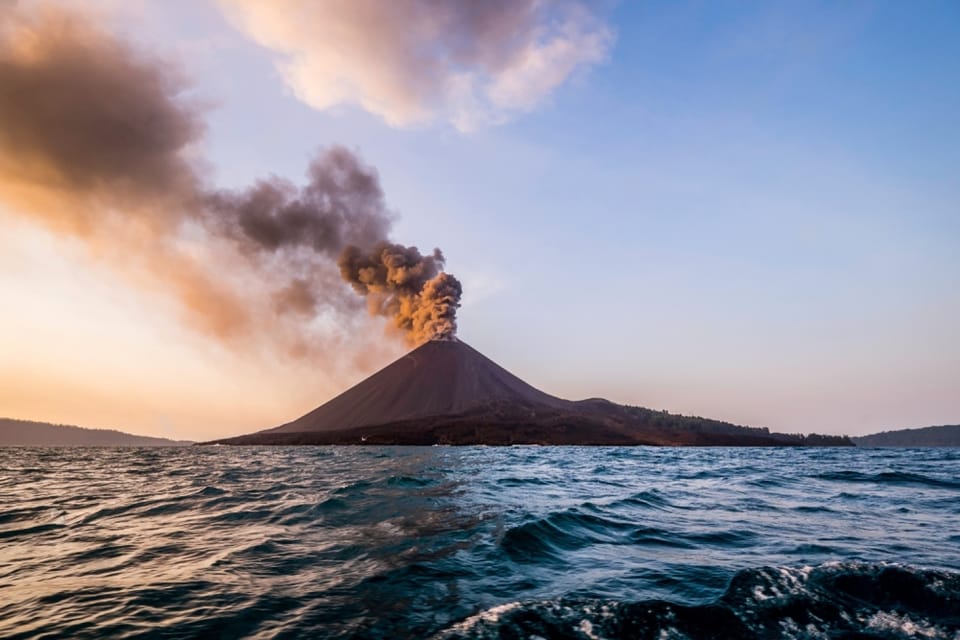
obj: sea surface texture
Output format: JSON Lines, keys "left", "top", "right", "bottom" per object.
{"left": 1, "top": 447, "right": 959, "bottom": 639}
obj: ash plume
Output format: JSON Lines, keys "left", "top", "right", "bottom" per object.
{"left": 0, "top": 4, "right": 202, "bottom": 233}
{"left": 205, "top": 147, "right": 392, "bottom": 259}
{"left": 339, "top": 244, "right": 462, "bottom": 344}
{"left": 0, "top": 5, "right": 460, "bottom": 353}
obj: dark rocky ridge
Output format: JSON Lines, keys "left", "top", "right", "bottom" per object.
{"left": 213, "top": 339, "right": 852, "bottom": 446}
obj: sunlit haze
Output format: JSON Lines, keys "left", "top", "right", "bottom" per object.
{"left": 1, "top": 0, "right": 957, "bottom": 440}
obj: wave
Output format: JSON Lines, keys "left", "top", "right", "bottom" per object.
{"left": 500, "top": 503, "right": 762, "bottom": 562}
{"left": 438, "top": 562, "right": 960, "bottom": 639}
{"left": 501, "top": 509, "right": 641, "bottom": 561}
{"left": 3, "top": 447, "right": 959, "bottom": 639}
{"left": 608, "top": 489, "right": 677, "bottom": 511}
{"left": 816, "top": 470, "right": 960, "bottom": 491}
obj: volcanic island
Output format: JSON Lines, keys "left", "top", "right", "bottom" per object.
{"left": 211, "top": 339, "right": 850, "bottom": 447}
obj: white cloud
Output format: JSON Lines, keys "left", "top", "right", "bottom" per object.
{"left": 218, "top": 0, "right": 614, "bottom": 131}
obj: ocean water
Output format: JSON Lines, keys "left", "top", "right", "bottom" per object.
{"left": 1, "top": 447, "right": 958, "bottom": 639}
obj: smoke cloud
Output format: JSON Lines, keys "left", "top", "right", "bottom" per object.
{"left": 0, "top": 6, "right": 460, "bottom": 354}
{"left": 217, "top": 0, "right": 614, "bottom": 131}
{"left": 0, "top": 4, "right": 202, "bottom": 232}
{"left": 206, "top": 147, "right": 392, "bottom": 259}
{"left": 339, "top": 244, "right": 462, "bottom": 345}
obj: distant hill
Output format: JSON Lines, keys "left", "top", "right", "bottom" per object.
{"left": 853, "top": 424, "right": 960, "bottom": 447}
{"left": 0, "top": 418, "right": 192, "bottom": 447}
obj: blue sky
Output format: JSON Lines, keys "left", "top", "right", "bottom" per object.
{"left": 1, "top": 1, "right": 957, "bottom": 437}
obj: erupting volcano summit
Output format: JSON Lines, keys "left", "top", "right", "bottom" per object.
{"left": 213, "top": 340, "right": 850, "bottom": 446}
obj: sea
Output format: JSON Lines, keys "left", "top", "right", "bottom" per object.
{"left": 1, "top": 446, "right": 958, "bottom": 639}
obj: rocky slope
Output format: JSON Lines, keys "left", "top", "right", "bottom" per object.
{"left": 213, "top": 340, "right": 851, "bottom": 447}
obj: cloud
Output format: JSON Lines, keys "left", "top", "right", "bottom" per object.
{"left": 217, "top": 0, "right": 615, "bottom": 131}
{"left": 0, "top": 5, "right": 460, "bottom": 361}
{"left": 0, "top": 4, "right": 203, "bottom": 233}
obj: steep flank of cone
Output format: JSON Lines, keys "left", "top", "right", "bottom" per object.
{"left": 265, "top": 339, "right": 571, "bottom": 434}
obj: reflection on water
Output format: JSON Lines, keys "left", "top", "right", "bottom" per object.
{"left": 1, "top": 446, "right": 958, "bottom": 638}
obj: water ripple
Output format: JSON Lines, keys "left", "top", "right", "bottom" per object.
{"left": 0, "top": 446, "right": 958, "bottom": 638}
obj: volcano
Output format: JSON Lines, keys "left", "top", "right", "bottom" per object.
{"left": 213, "top": 339, "right": 851, "bottom": 446}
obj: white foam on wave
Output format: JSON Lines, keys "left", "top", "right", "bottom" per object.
{"left": 445, "top": 601, "right": 523, "bottom": 634}
{"left": 577, "top": 619, "right": 606, "bottom": 640}
{"left": 776, "top": 616, "right": 830, "bottom": 640}
{"left": 750, "top": 565, "right": 812, "bottom": 601}
{"left": 861, "top": 611, "right": 950, "bottom": 639}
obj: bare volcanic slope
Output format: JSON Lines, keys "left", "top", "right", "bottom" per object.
{"left": 266, "top": 339, "right": 571, "bottom": 434}
{"left": 214, "top": 340, "right": 850, "bottom": 446}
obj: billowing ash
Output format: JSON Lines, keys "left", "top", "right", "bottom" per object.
{"left": 339, "top": 244, "right": 462, "bottom": 344}
{"left": 0, "top": 6, "right": 460, "bottom": 351}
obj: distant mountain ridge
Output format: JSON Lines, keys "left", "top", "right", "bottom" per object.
{"left": 214, "top": 339, "right": 852, "bottom": 447}
{"left": 853, "top": 424, "right": 960, "bottom": 447}
{"left": 0, "top": 418, "right": 191, "bottom": 447}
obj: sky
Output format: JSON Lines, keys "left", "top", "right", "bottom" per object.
{"left": 1, "top": 0, "right": 957, "bottom": 440}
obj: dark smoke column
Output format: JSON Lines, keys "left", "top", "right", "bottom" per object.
{"left": 338, "top": 243, "right": 463, "bottom": 345}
